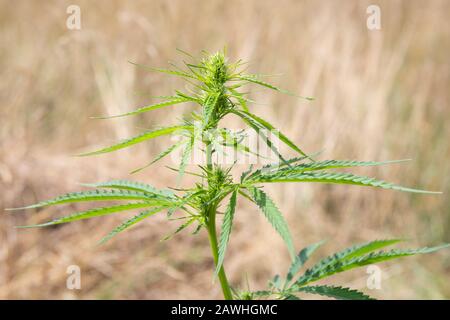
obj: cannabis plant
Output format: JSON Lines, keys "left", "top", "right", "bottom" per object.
{"left": 9, "top": 50, "right": 447, "bottom": 300}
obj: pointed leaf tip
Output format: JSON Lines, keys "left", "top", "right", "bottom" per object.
{"left": 249, "top": 187, "right": 295, "bottom": 259}
{"left": 76, "top": 125, "right": 188, "bottom": 157}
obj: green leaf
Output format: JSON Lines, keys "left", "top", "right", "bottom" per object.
{"left": 191, "top": 223, "right": 203, "bottom": 235}
{"left": 218, "top": 129, "right": 265, "bottom": 159}
{"left": 228, "top": 88, "right": 249, "bottom": 112}
{"left": 162, "top": 217, "right": 197, "bottom": 241}
{"left": 296, "top": 242, "right": 449, "bottom": 286}
{"left": 230, "top": 110, "right": 290, "bottom": 167}
{"left": 336, "top": 239, "right": 404, "bottom": 261}
{"left": 237, "top": 189, "right": 255, "bottom": 203}
{"left": 98, "top": 207, "right": 165, "bottom": 244}
{"left": 128, "top": 61, "right": 198, "bottom": 80}
{"left": 77, "top": 126, "right": 188, "bottom": 156}
{"left": 245, "top": 155, "right": 312, "bottom": 182}
{"left": 248, "top": 187, "right": 295, "bottom": 259}
{"left": 165, "top": 166, "right": 204, "bottom": 178}
{"left": 130, "top": 140, "right": 186, "bottom": 174}
{"left": 270, "top": 274, "right": 282, "bottom": 289}
{"left": 296, "top": 285, "right": 374, "bottom": 300}
{"left": 234, "top": 110, "right": 311, "bottom": 159}
{"left": 7, "top": 189, "right": 157, "bottom": 210}
{"left": 297, "top": 239, "right": 402, "bottom": 284}
{"left": 341, "top": 244, "right": 450, "bottom": 268}
{"left": 237, "top": 75, "right": 314, "bottom": 100}
{"left": 16, "top": 202, "right": 155, "bottom": 228}
{"left": 80, "top": 180, "right": 175, "bottom": 198}
{"left": 216, "top": 189, "right": 238, "bottom": 274}
{"left": 203, "top": 92, "right": 220, "bottom": 127}
{"left": 176, "top": 47, "right": 195, "bottom": 58}
{"left": 177, "top": 138, "right": 194, "bottom": 183}
{"left": 250, "top": 171, "right": 441, "bottom": 194}
{"left": 92, "top": 97, "right": 194, "bottom": 119}
{"left": 286, "top": 240, "right": 325, "bottom": 283}
{"left": 269, "top": 159, "right": 411, "bottom": 175}
{"left": 166, "top": 191, "right": 201, "bottom": 217}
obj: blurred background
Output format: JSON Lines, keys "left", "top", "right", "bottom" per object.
{"left": 1, "top": 0, "right": 449, "bottom": 299}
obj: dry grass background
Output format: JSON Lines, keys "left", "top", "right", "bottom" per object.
{"left": 1, "top": 0, "right": 449, "bottom": 299}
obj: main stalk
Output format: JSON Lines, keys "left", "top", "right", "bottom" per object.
{"left": 205, "top": 143, "right": 233, "bottom": 300}
{"left": 202, "top": 52, "right": 234, "bottom": 299}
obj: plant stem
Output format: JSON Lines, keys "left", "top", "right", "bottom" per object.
{"left": 205, "top": 141, "right": 233, "bottom": 300}
{"left": 207, "top": 204, "right": 233, "bottom": 300}
{"left": 205, "top": 142, "right": 213, "bottom": 171}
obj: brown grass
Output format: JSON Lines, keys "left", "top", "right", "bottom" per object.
{"left": 0, "top": 0, "right": 449, "bottom": 299}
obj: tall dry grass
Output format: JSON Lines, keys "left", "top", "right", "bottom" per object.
{"left": 0, "top": 0, "right": 449, "bottom": 299}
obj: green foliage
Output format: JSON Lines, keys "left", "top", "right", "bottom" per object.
{"left": 202, "top": 92, "right": 221, "bottom": 128}
{"left": 295, "top": 244, "right": 450, "bottom": 286}
{"left": 178, "top": 138, "right": 194, "bottom": 183}
{"left": 98, "top": 207, "right": 167, "bottom": 244}
{"left": 248, "top": 186, "right": 295, "bottom": 259}
{"left": 285, "top": 241, "right": 325, "bottom": 284}
{"left": 81, "top": 180, "right": 175, "bottom": 197}
{"left": 77, "top": 125, "right": 189, "bottom": 156}
{"left": 296, "top": 285, "right": 373, "bottom": 300}
{"left": 244, "top": 240, "right": 448, "bottom": 300}
{"left": 16, "top": 202, "right": 156, "bottom": 228}
{"left": 162, "top": 216, "right": 198, "bottom": 241}
{"left": 216, "top": 189, "right": 237, "bottom": 274}
{"left": 231, "top": 109, "right": 310, "bottom": 159}
{"left": 130, "top": 140, "right": 185, "bottom": 174}
{"left": 8, "top": 189, "right": 159, "bottom": 210}
{"left": 246, "top": 170, "right": 440, "bottom": 194}
{"left": 294, "top": 239, "right": 405, "bottom": 286}
{"left": 247, "top": 159, "right": 411, "bottom": 179}
{"left": 230, "top": 109, "right": 290, "bottom": 166}
{"left": 92, "top": 95, "right": 197, "bottom": 119}
{"left": 236, "top": 75, "right": 313, "bottom": 100}
{"left": 10, "top": 49, "right": 446, "bottom": 300}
